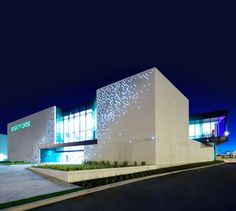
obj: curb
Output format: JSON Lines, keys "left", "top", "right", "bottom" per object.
{"left": 5, "top": 162, "right": 224, "bottom": 211}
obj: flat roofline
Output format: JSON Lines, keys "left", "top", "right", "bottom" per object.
{"left": 62, "top": 99, "right": 96, "bottom": 115}
{"left": 190, "top": 109, "right": 228, "bottom": 121}
{"left": 96, "top": 67, "right": 156, "bottom": 91}
{"left": 7, "top": 106, "right": 56, "bottom": 126}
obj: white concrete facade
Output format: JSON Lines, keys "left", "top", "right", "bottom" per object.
{"left": 85, "top": 68, "right": 156, "bottom": 164}
{"left": 154, "top": 69, "right": 213, "bottom": 165}
{"left": 86, "top": 67, "right": 213, "bottom": 165}
{"left": 7, "top": 67, "right": 214, "bottom": 165}
{"left": 8, "top": 107, "right": 56, "bottom": 163}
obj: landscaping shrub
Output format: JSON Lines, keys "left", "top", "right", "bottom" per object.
{"left": 35, "top": 160, "right": 223, "bottom": 173}
{"left": 0, "top": 160, "right": 11, "bottom": 164}
{"left": 0, "top": 160, "right": 31, "bottom": 165}
{"left": 92, "top": 161, "right": 98, "bottom": 165}
{"left": 74, "top": 160, "right": 223, "bottom": 188}
{"left": 122, "top": 161, "right": 128, "bottom": 167}
{"left": 85, "top": 161, "right": 92, "bottom": 165}
{"left": 114, "top": 161, "right": 118, "bottom": 167}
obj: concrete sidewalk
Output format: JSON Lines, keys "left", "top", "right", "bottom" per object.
{"left": 0, "top": 164, "right": 78, "bottom": 204}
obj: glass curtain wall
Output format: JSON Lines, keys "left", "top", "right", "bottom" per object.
{"left": 189, "top": 116, "right": 227, "bottom": 140}
{"left": 63, "top": 109, "right": 95, "bottom": 143}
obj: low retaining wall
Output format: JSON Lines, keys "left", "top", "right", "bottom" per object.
{"left": 28, "top": 165, "right": 157, "bottom": 183}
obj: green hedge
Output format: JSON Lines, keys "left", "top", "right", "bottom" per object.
{"left": 34, "top": 160, "right": 146, "bottom": 171}
{"left": 75, "top": 160, "right": 223, "bottom": 188}
{"left": 0, "top": 160, "right": 31, "bottom": 165}
{"left": 0, "top": 188, "right": 82, "bottom": 210}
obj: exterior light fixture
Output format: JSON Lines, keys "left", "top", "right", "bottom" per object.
{"left": 224, "top": 131, "right": 230, "bottom": 136}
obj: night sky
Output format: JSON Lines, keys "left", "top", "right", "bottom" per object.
{"left": 0, "top": 2, "right": 235, "bottom": 153}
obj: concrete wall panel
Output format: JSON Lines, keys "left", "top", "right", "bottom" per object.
{"left": 86, "top": 68, "right": 157, "bottom": 164}
{"left": 155, "top": 69, "right": 213, "bottom": 165}
{"left": 8, "top": 107, "right": 56, "bottom": 163}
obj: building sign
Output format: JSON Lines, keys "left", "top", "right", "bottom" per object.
{"left": 11, "top": 121, "right": 31, "bottom": 132}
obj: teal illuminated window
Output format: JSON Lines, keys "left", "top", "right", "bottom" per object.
{"left": 56, "top": 101, "right": 96, "bottom": 144}
{"left": 58, "top": 109, "right": 96, "bottom": 143}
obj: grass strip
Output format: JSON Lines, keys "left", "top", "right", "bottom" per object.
{"left": 0, "top": 161, "right": 31, "bottom": 165}
{"left": 0, "top": 188, "right": 82, "bottom": 210}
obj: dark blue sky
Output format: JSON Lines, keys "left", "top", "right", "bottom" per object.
{"left": 0, "top": 1, "right": 235, "bottom": 153}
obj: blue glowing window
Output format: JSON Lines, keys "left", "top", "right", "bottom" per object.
{"left": 189, "top": 114, "right": 227, "bottom": 140}
{"left": 57, "top": 106, "right": 96, "bottom": 143}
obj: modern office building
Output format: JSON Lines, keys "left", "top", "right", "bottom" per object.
{"left": 0, "top": 134, "right": 8, "bottom": 161}
{"left": 7, "top": 67, "right": 229, "bottom": 166}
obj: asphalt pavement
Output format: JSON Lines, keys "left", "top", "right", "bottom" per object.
{"left": 33, "top": 163, "right": 236, "bottom": 211}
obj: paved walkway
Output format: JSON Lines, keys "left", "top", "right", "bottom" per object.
{"left": 0, "top": 165, "right": 78, "bottom": 204}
